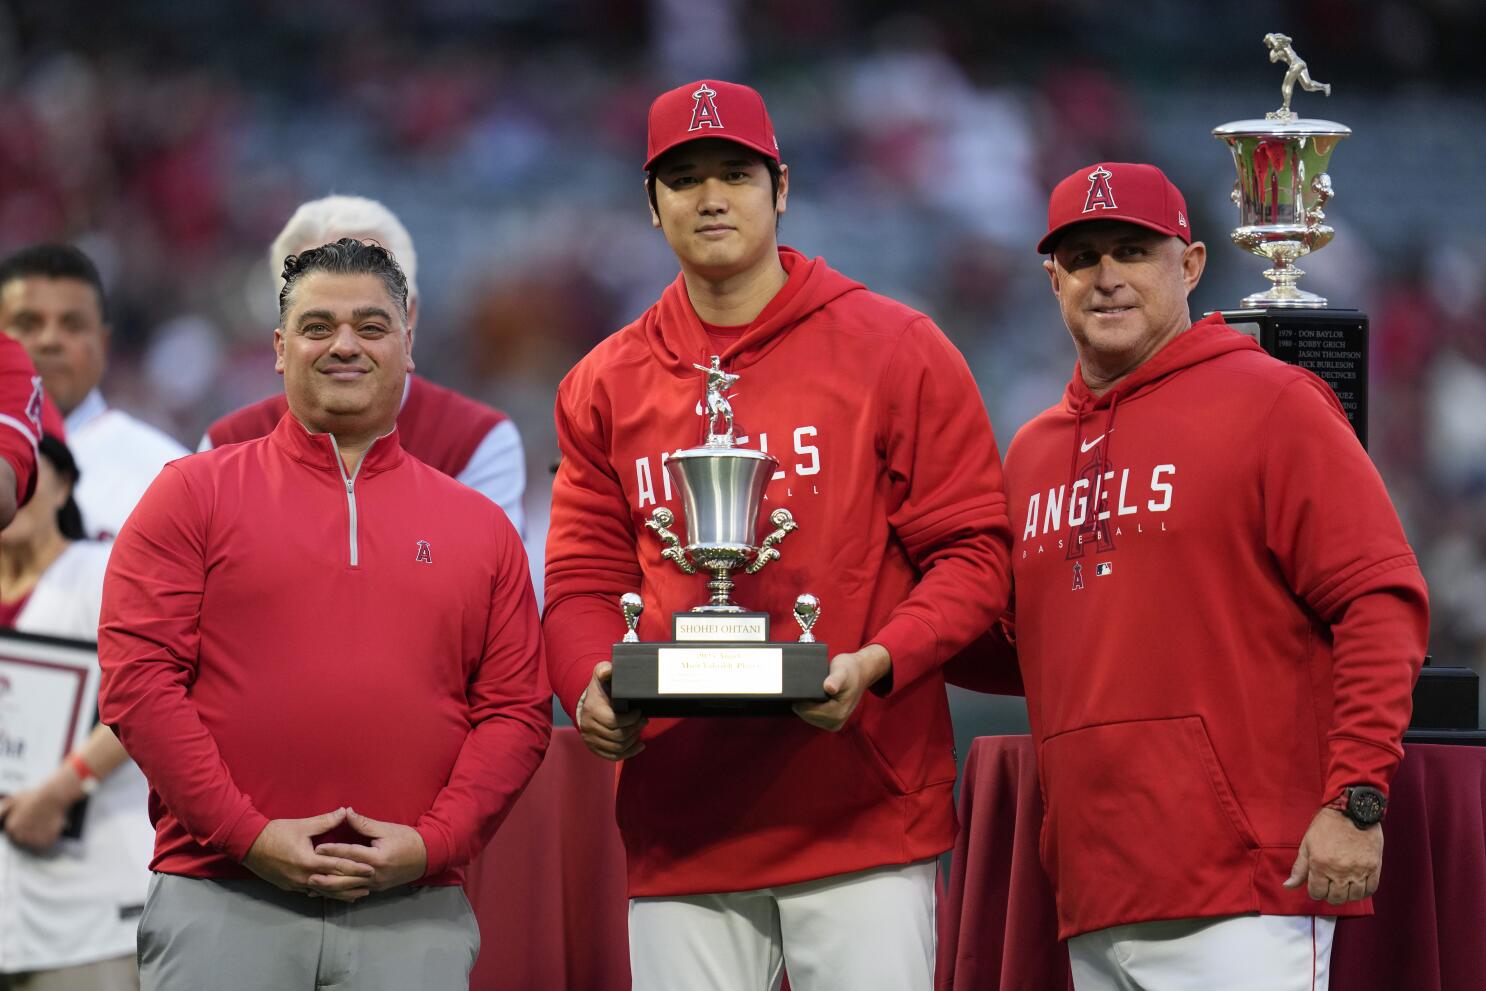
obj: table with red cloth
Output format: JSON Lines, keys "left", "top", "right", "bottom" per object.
{"left": 464, "top": 727, "right": 631, "bottom": 991}
{"left": 936, "top": 736, "right": 1486, "bottom": 991}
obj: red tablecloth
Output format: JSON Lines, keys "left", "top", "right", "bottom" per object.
{"left": 464, "top": 727, "right": 631, "bottom": 991}
{"left": 937, "top": 736, "right": 1486, "bottom": 991}
{"left": 936, "top": 736, "right": 1070, "bottom": 991}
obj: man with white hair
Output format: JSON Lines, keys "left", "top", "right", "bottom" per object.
{"left": 200, "top": 195, "right": 526, "bottom": 535}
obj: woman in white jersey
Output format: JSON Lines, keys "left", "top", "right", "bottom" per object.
{"left": 0, "top": 435, "right": 152, "bottom": 991}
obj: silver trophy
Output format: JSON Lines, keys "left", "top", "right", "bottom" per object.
{"left": 645, "top": 356, "right": 798, "bottom": 612}
{"left": 609, "top": 357, "right": 829, "bottom": 714}
{"left": 1213, "top": 34, "right": 1349, "bottom": 308}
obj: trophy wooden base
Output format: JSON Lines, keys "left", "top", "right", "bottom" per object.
{"left": 610, "top": 641, "right": 830, "bottom": 716}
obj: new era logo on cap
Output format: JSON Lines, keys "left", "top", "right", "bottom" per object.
{"left": 1038, "top": 162, "right": 1192, "bottom": 254}
{"left": 646, "top": 79, "right": 780, "bottom": 171}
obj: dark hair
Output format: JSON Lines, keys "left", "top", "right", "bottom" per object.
{"left": 278, "top": 237, "right": 410, "bottom": 323}
{"left": 646, "top": 155, "right": 784, "bottom": 226}
{"left": 0, "top": 244, "right": 108, "bottom": 320}
{"left": 36, "top": 435, "right": 86, "bottom": 541}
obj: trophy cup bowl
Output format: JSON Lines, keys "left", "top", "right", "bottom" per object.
{"left": 1213, "top": 116, "right": 1350, "bottom": 308}
{"left": 664, "top": 446, "right": 779, "bottom": 612}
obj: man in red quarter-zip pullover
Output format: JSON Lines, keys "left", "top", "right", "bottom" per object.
{"left": 98, "top": 239, "right": 550, "bottom": 991}
{"left": 543, "top": 80, "right": 1012, "bottom": 990}
{"left": 994, "top": 163, "right": 1428, "bottom": 990}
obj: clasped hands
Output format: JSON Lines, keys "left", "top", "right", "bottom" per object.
{"left": 243, "top": 806, "right": 426, "bottom": 903}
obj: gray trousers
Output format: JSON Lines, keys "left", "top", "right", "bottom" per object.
{"left": 137, "top": 874, "right": 479, "bottom": 991}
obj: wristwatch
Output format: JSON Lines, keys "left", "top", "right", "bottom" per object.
{"left": 1326, "top": 785, "right": 1386, "bottom": 830}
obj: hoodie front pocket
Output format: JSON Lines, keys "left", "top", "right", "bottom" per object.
{"left": 1038, "top": 716, "right": 1261, "bottom": 935}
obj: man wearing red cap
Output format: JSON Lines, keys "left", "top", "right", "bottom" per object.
{"left": 544, "top": 80, "right": 1011, "bottom": 988}
{"left": 993, "top": 162, "right": 1428, "bottom": 988}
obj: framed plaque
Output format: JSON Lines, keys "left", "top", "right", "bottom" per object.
{"left": 0, "top": 629, "right": 99, "bottom": 838}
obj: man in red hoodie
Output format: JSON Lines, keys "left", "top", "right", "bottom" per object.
{"left": 1002, "top": 162, "right": 1429, "bottom": 989}
{"left": 98, "top": 239, "right": 550, "bottom": 991}
{"left": 543, "top": 80, "right": 1011, "bottom": 989}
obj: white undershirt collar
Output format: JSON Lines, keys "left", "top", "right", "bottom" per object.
{"left": 64, "top": 388, "right": 108, "bottom": 436}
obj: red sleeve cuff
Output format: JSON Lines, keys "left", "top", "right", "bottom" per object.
{"left": 220, "top": 807, "right": 272, "bottom": 863}
{"left": 1324, "top": 736, "right": 1403, "bottom": 802}
{"left": 415, "top": 822, "right": 452, "bottom": 878}
{"left": 867, "top": 613, "right": 939, "bottom": 697}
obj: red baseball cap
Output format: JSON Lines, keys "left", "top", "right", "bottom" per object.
{"left": 1038, "top": 162, "right": 1191, "bottom": 254}
{"left": 645, "top": 80, "right": 780, "bottom": 171}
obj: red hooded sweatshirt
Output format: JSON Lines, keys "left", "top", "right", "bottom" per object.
{"left": 1003, "top": 315, "right": 1429, "bottom": 939}
{"left": 544, "top": 247, "right": 1012, "bottom": 896}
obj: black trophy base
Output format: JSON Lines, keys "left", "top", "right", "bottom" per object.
{"left": 1215, "top": 307, "right": 1369, "bottom": 448}
{"left": 610, "top": 641, "right": 829, "bottom": 716}
{"left": 1403, "top": 661, "right": 1483, "bottom": 746}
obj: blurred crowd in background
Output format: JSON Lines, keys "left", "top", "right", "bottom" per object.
{"left": 0, "top": 0, "right": 1482, "bottom": 727}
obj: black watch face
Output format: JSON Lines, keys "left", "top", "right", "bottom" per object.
{"left": 1348, "top": 787, "right": 1386, "bottom": 825}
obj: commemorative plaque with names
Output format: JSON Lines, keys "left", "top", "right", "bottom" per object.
{"left": 0, "top": 629, "right": 99, "bottom": 839}
{"left": 1220, "top": 309, "right": 1368, "bottom": 447}
{"left": 609, "top": 358, "right": 829, "bottom": 717}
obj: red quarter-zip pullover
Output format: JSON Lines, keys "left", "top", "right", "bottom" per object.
{"left": 99, "top": 412, "right": 550, "bottom": 885}
{"left": 544, "top": 247, "right": 1012, "bottom": 896}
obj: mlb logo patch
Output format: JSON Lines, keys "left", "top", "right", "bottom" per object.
{"left": 1095, "top": 562, "right": 1113, "bottom": 577}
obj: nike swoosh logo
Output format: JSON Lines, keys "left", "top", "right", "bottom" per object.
{"left": 1080, "top": 434, "right": 1106, "bottom": 453}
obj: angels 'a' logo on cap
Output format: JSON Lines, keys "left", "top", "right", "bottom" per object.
{"left": 1082, "top": 166, "right": 1117, "bottom": 213}
{"left": 688, "top": 83, "right": 724, "bottom": 132}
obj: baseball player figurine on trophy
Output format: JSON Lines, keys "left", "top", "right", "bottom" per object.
{"left": 608, "top": 357, "right": 829, "bottom": 716}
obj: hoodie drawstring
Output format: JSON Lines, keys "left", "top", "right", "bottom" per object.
{"left": 1064, "top": 392, "right": 1121, "bottom": 557}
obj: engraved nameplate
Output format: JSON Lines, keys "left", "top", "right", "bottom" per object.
{"left": 673, "top": 612, "right": 769, "bottom": 642}
{"left": 657, "top": 647, "right": 783, "bottom": 695}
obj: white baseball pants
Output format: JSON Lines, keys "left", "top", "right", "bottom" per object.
{"left": 1068, "top": 913, "right": 1335, "bottom": 991}
{"left": 627, "top": 858, "right": 937, "bottom": 991}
